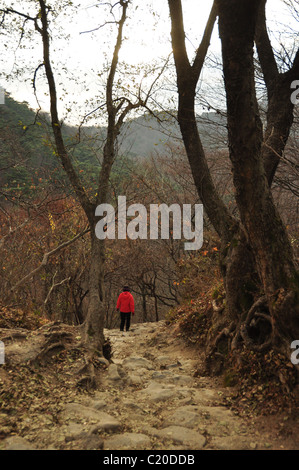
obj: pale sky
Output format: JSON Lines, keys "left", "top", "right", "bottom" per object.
{"left": 0, "top": 0, "right": 297, "bottom": 126}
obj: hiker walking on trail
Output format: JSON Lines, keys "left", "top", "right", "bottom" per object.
{"left": 116, "top": 285, "right": 135, "bottom": 332}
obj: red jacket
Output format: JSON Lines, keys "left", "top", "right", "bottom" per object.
{"left": 116, "top": 291, "right": 135, "bottom": 314}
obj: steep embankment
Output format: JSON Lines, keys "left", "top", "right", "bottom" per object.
{"left": 0, "top": 320, "right": 298, "bottom": 450}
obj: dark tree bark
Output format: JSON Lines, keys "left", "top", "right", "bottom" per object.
{"left": 168, "top": 0, "right": 299, "bottom": 369}
{"left": 217, "top": 0, "right": 299, "bottom": 354}
{"left": 255, "top": 0, "right": 299, "bottom": 185}
{"left": 168, "top": 0, "right": 235, "bottom": 245}
{"left": 168, "top": 0, "right": 258, "bottom": 355}
{"left": 80, "top": 0, "right": 129, "bottom": 353}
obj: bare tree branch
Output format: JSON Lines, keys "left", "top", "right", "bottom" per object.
{"left": 44, "top": 272, "right": 71, "bottom": 305}
{"left": 10, "top": 226, "right": 90, "bottom": 292}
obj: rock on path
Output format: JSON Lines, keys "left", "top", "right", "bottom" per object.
{"left": 0, "top": 321, "right": 278, "bottom": 450}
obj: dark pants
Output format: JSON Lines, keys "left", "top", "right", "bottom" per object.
{"left": 120, "top": 312, "right": 131, "bottom": 331}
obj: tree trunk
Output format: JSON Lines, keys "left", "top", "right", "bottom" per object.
{"left": 38, "top": 0, "right": 105, "bottom": 360}
{"left": 155, "top": 296, "right": 159, "bottom": 322}
{"left": 169, "top": 0, "right": 299, "bottom": 372}
{"left": 81, "top": 229, "right": 105, "bottom": 356}
{"left": 168, "top": 0, "right": 236, "bottom": 245}
{"left": 255, "top": 0, "right": 298, "bottom": 186}
{"left": 168, "top": 0, "right": 260, "bottom": 357}
{"left": 142, "top": 293, "right": 147, "bottom": 323}
{"left": 217, "top": 0, "right": 299, "bottom": 353}
{"left": 37, "top": 0, "right": 131, "bottom": 361}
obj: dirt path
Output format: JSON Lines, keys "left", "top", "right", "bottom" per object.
{"left": 1, "top": 320, "right": 298, "bottom": 450}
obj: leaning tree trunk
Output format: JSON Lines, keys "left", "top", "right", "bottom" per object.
{"left": 168, "top": 0, "right": 261, "bottom": 369}
{"left": 81, "top": 230, "right": 106, "bottom": 356}
{"left": 217, "top": 0, "right": 299, "bottom": 357}
{"left": 38, "top": 0, "right": 106, "bottom": 358}
{"left": 38, "top": 0, "right": 133, "bottom": 364}
{"left": 169, "top": 0, "right": 299, "bottom": 374}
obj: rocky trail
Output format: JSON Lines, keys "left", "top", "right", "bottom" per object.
{"left": 1, "top": 320, "right": 298, "bottom": 451}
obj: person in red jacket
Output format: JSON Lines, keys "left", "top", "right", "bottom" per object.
{"left": 116, "top": 285, "right": 135, "bottom": 332}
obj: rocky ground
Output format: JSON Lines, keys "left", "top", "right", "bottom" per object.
{"left": 1, "top": 320, "right": 299, "bottom": 450}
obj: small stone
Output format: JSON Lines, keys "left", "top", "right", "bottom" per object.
{"left": 122, "top": 356, "right": 154, "bottom": 370}
{"left": 140, "top": 382, "right": 178, "bottom": 402}
{"left": 78, "top": 435, "right": 104, "bottom": 450}
{"left": 211, "top": 436, "right": 252, "bottom": 450}
{"left": 151, "top": 371, "right": 172, "bottom": 380}
{"left": 165, "top": 362, "right": 181, "bottom": 370}
{"left": 65, "top": 422, "right": 87, "bottom": 442}
{"left": 163, "top": 406, "right": 201, "bottom": 429}
{"left": 104, "top": 432, "right": 151, "bottom": 450}
{"left": 108, "top": 363, "right": 122, "bottom": 381}
{"left": 61, "top": 403, "right": 121, "bottom": 433}
{"left": 172, "top": 374, "right": 193, "bottom": 385}
{"left": 91, "top": 400, "right": 107, "bottom": 410}
{"left": 157, "top": 426, "right": 206, "bottom": 449}
{"left": 127, "top": 373, "right": 144, "bottom": 385}
{"left": 1, "top": 436, "right": 36, "bottom": 450}
{"left": 123, "top": 401, "right": 145, "bottom": 413}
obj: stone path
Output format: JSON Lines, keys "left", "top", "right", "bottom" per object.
{"left": 96, "top": 321, "right": 271, "bottom": 450}
{"left": 0, "top": 321, "right": 281, "bottom": 450}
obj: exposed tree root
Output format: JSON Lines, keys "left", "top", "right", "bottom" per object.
{"left": 204, "top": 296, "right": 276, "bottom": 375}
{"left": 204, "top": 322, "right": 235, "bottom": 375}
{"left": 1, "top": 321, "right": 107, "bottom": 391}
{"left": 33, "top": 342, "right": 66, "bottom": 364}
{"left": 76, "top": 359, "right": 96, "bottom": 390}
{"left": 239, "top": 296, "right": 273, "bottom": 352}
{"left": 201, "top": 293, "right": 299, "bottom": 406}
{"left": 31, "top": 325, "right": 75, "bottom": 364}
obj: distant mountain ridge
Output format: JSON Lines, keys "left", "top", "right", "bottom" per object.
{"left": 81, "top": 109, "right": 228, "bottom": 158}
{"left": 0, "top": 94, "right": 227, "bottom": 191}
